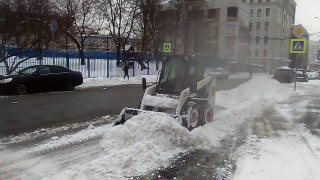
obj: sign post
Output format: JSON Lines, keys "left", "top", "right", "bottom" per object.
{"left": 290, "top": 38, "right": 307, "bottom": 91}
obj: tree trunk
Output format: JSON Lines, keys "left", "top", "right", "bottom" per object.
{"left": 116, "top": 45, "right": 121, "bottom": 66}
{"left": 80, "top": 49, "right": 85, "bottom": 65}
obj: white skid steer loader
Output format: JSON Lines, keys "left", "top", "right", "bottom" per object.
{"left": 114, "top": 55, "right": 216, "bottom": 130}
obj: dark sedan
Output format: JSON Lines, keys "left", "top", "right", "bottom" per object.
{"left": 0, "top": 65, "right": 83, "bottom": 95}
{"left": 273, "top": 67, "right": 295, "bottom": 83}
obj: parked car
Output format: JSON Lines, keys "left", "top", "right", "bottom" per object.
{"left": 296, "top": 69, "right": 309, "bottom": 82}
{"left": 210, "top": 67, "right": 230, "bottom": 79}
{"left": 0, "top": 65, "right": 83, "bottom": 95}
{"left": 307, "top": 69, "right": 319, "bottom": 80}
{"left": 273, "top": 67, "right": 295, "bottom": 83}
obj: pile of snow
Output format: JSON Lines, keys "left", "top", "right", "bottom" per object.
{"left": 216, "top": 76, "right": 292, "bottom": 108}
{"left": 234, "top": 132, "right": 320, "bottom": 180}
{"left": 142, "top": 94, "right": 179, "bottom": 108}
{"left": 46, "top": 112, "right": 211, "bottom": 179}
{"left": 79, "top": 75, "right": 157, "bottom": 89}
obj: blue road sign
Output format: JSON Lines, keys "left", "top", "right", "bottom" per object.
{"left": 290, "top": 39, "right": 307, "bottom": 54}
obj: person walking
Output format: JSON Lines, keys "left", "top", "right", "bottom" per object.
{"left": 123, "top": 61, "right": 129, "bottom": 80}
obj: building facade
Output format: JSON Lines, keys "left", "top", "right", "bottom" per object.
{"left": 160, "top": 0, "right": 250, "bottom": 63}
{"left": 243, "top": 0, "right": 296, "bottom": 73}
{"left": 206, "top": 0, "right": 251, "bottom": 62}
{"left": 308, "top": 41, "right": 320, "bottom": 64}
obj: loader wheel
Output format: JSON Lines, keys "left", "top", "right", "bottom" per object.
{"left": 204, "top": 105, "right": 213, "bottom": 124}
{"left": 182, "top": 102, "right": 201, "bottom": 131}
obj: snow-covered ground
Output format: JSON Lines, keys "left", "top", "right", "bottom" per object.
{"left": 78, "top": 75, "right": 158, "bottom": 89}
{"left": 231, "top": 79, "right": 320, "bottom": 180}
{"left": 234, "top": 132, "right": 320, "bottom": 180}
{"left": 234, "top": 98, "right": 320, "bottom": 180}
{"left": 1, "top": 76, "right": 319, "bottom": 179}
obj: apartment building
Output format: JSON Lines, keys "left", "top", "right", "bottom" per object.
{"left": 206, "top": 0, "right": 251, "bottom": 62}
{"left": 242, "top": 0, "right": 296, "bottom": 72}
{"left": 160, "top": 0, "right": 250, "bottom": 63}
{"left": 308, "top": 41, "right": 320, "bottom": 64}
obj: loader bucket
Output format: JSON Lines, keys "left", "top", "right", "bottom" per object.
{"left": 113, "top": 108, "right": 182, "bottom": 126}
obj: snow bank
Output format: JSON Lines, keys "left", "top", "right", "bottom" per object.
{"left": 78, "top": 75, "right": 157, "bottom": 89}
{"left": 46, "top": 112, "right": 211, "bottom": 179}
{"left": 216, "top": 76, "right": 292, "bottom": 108}
{"left": 142, "top": 94, "right": 179, "bottom": 109}
{"left": 234, "top": 132, "right": 320, "bottom": 180}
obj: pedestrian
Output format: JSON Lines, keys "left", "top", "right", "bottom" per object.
{"left": 123, "top": 61, "right": 129, "bottom": 80}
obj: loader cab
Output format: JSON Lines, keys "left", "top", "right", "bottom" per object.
{"left": 157, "top": 55, "right": 205, "bottom": 95}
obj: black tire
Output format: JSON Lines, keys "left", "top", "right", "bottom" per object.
{"left": 181, "top": 102, "right": 201, "bottom": 131}
{"left": 65, "top": 82, "right": 75, "bottom": 91}
{"left": 15, "top": 83, "right": 27, "bottom": 95}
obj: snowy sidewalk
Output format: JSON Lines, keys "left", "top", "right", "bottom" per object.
{"left": 78, "top": 75, "right": 158, "bottom": 89}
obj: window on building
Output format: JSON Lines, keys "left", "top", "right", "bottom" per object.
{"left": 266, "top": 8, "right": 270, "bottom": 16}
{"left": 227, "top": 7, "right": 238, "bottom": 22}
{"left": 250, "top": 0, "right": 254, "bottom": 4}
{"left": 263, "top": 50, "right": 268, "bottom": 57}
{"left": 256, "top": 36, "right": 260, "bottom": 44}
{"left": 256, "top": 22, "right": 261, "bottom": 31}
{"left": 227, "top": 7, "right": 238, "bottom": 18}
{"left": 265, "top": 22, "right": 269, "bottom": 31}
{"left": 207, "top": 8, "right": 220, "bottom": 21}
{"left": 264, "top": 36, "right": 268, "bottom": 44}
{"left": 251, "top": 9, "right": 254, "bottom": 17}
{"left": 266, "top": 0, "right": 270, "bottom": 2}
{"left": 258, "top": 0, "right": 262, "bottom": 3}
{"left": 207, "top": 9, "right": 215, "bottom": 19}
{"left": 249, "top": 22, "right": 252, "bottom": 31}
{"left": 242, "top": 0, "right": 246, "bottom": 3}
{"left": 257, "top": 9, "right": 262, "bottom": 17}
{"left": 255, "top": 49, "right": 259, "bottom": 56}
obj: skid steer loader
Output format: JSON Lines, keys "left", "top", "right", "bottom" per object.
{"left": 115, "top": 55, "right": 216, "bottom": 130}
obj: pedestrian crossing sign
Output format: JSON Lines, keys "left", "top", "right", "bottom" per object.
{"left": 290, "top": 39, "right": 307, "bottom": 54}
{"left": 163, "top": 43, "right": 172, "bottom": 53}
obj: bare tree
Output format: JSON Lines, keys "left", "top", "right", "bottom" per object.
{"left": 99, "top": 0, "right": 139, "bottom": 66}
{"left": 0, "top": 0, "right": 53, "bottom": 74}
{"left": 135, "top": 0, "right": 163, "bottom": 69}
{"left": 53, "top": 0, "right": 103, "bottom": 65}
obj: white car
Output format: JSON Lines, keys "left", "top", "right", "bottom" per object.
{"left": 307, "top": 70, "right": 319, "bottom": 80}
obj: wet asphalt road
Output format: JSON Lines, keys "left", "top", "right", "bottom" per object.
{"left": 0, "top": 78, "right": 250, "bottom": 137}
{"left": 0, "top": 85, "right": 144, "bottom": 136}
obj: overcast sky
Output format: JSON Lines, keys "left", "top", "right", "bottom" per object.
{"left": 295, "top": 0, "right": 320, "bottom": 41}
